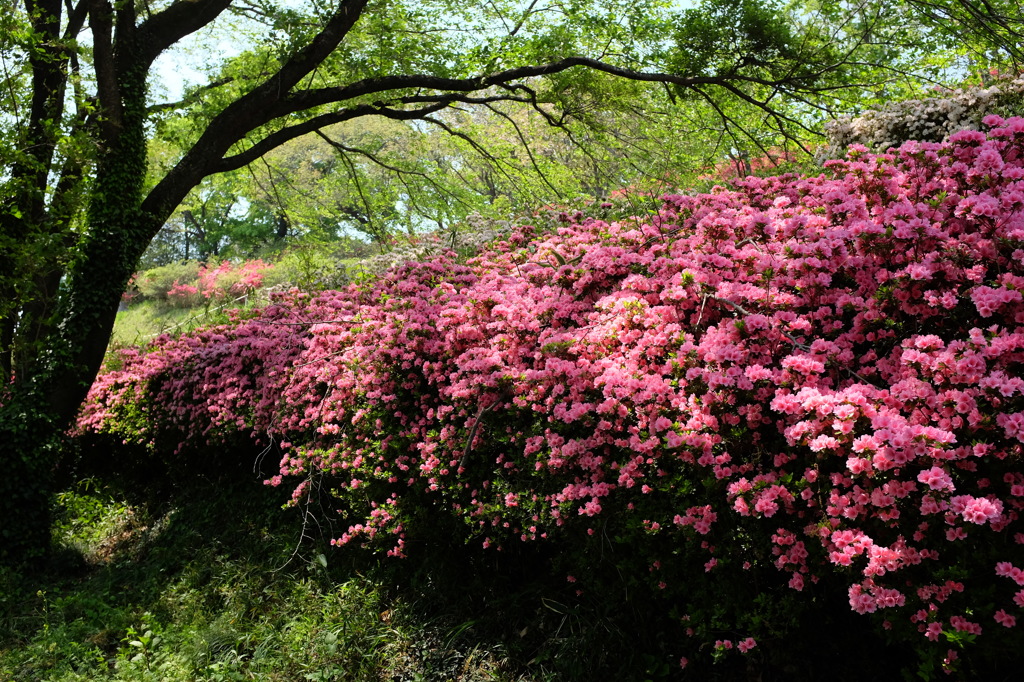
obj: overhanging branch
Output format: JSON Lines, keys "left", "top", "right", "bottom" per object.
{"left": 278, "top": 56, "right": 829, "bottom": 117}
{"left": 215, "top": 101, "right": 451, "bottom": 173}
{"left": 217, "top": 53, "right": 853, "bottom": 176}
{"left": 136, "top": 0, "right": 236, "bottom": 66}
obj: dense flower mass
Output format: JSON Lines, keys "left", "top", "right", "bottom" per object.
{"left": 80, "top": 117, "right": 1024, "bottom": 671}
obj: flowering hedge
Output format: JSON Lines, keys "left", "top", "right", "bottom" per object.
{"left": 80, "top": 117, "right": 1024, "bottom": 675}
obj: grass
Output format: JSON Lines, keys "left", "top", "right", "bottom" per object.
{"left": 111, "top": 301, "right": 200, "bottom": 348}
{"left": 111, "top": 296, "right": 260, "bottom": 349}
{"left": 110, "top": 292, "right": 275, "bottom": 350}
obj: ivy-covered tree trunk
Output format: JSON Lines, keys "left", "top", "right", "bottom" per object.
{"left": 0, "top": 48, "right": 155, "bottom": 563}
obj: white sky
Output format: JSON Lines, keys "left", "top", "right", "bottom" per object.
{"left": 149, "top": 17, "right": 245, "bottom": 102}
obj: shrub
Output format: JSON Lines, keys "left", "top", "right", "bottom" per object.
{"left": 136, "top": 261, "right": 200, "bottom": 301}
{"left": 263, "top": 243, "right": 352, "bottom": 293}
{"left": 197, "top": 259, "right": 273, "bottom": 302}
{"left": 351, "top": 213, "right": 515, "bottom": 279}
{"left": 81, "top": 117, "right": 1024, "bottom": 676}
{"left": 822, "top": 75, "right": 1024, "bottom": 158}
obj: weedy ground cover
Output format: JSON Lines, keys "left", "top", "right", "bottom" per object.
{"left": 0, "top": 475, "right": 547, "bottom": 681}
{"left": 4, "top": 469, "right": 869, "bottom": 681}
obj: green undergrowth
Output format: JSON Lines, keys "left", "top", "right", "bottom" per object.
{"left": 0, "top": 460, "right": 695, "bottom": 682}
{"left": 2, "top": 444, "right": 928, "bottom": 682}
{"left": 0, "top": 479, "right": 523, "bottom": 681}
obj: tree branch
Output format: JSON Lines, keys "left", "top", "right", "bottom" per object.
{"left": 141, "top": 0, "right": 371, "bottom": 225}
{"left": 146, "top": 14, "right": 886, "bottom": 244}
{"left": 88, "top": 0, "right": 122, "bottom": 140}
{"left": 136, "top": 0, "right": 236, "bottom": 67}
{"left": 147, "top": 76, "right": 235, "bottom": 114}
{"left": 215, "top": 101, "right": 452, "bottom": 173}
{"left": 63, "top": 0, "right": 90, "bottom": 41}
{"left": 314, "top": 129, "right": 478, "bottom": 215}
{"left": 483, "top": 101, "right": 564, "bottom": 198}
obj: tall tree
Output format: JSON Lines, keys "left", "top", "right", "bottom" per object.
{"left": 0, "top": 0, "right": 1003, "bottom": 563}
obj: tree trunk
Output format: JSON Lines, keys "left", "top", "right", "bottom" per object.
{"left": 0, "top": 55, "right": 153, "bottom": 565}
{"left": 0, "top": 394, "right": 58, "bottom": 564}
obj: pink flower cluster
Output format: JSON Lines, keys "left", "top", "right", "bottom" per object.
{"left": 198, "top": 260, "right": 273, "bottom": 300}
{"left": 79, "top": 117, "right": 1024, "bottom": 669}
{"left": 166, "top": 280, "right": 201, "bottom": 307}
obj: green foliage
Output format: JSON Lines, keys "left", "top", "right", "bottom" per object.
{"left": 0, "top": 477, "right": 550, "bottom": 682}
{"left": 669, "top": 0, "right": 797, "bottom": 79}
{"left": 51, "top": 480, "right": 135, "bottom": 555}
{"left": 900, "top": 0, "right": 1024, "bottom": 69}
{"left": 262, "top": 243, "right": 360, "bottom": 293}
{"left": 134, "top": 262, "right": 200, "bottom": 301}
{"left": 144, "top": 0, "right": 1024, "bottom": 261}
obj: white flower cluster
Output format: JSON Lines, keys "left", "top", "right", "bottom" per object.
{"left": 353, "top": 213, "right": 514, "bottom": 278}
{"left": 822, "top": 78, "right": 1024, "bottom": 159}
{"left": 453, "top": 212, "right": 515, "bottom": 254}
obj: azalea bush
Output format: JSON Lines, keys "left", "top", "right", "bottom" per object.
{"left": 822, "top": 75, "right": 1024, "bottom": 158}
{"left": 79, "top": 117, "right": 1024, "bottom": 676}
{"left": 196, "top": 259, "right": 274, "bottom": 302}
{"left": 137, "top": 259, "right": 274, "bottom": 308}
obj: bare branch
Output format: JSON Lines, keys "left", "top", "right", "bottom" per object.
{"left": 313, "top": 130, "right": 479, "bottom": 215}
{"left": 147, "top": 76, "right": 235, "bottom": 114}
{"left": 483, "top": 102, "right": 563, "bottom": 199}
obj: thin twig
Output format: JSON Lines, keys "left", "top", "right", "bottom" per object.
{"left": 459, "top": 400, "right": 497, "bottom": 471}
{"left": 712, "top": 295, "right": 880, "bottom": 386}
